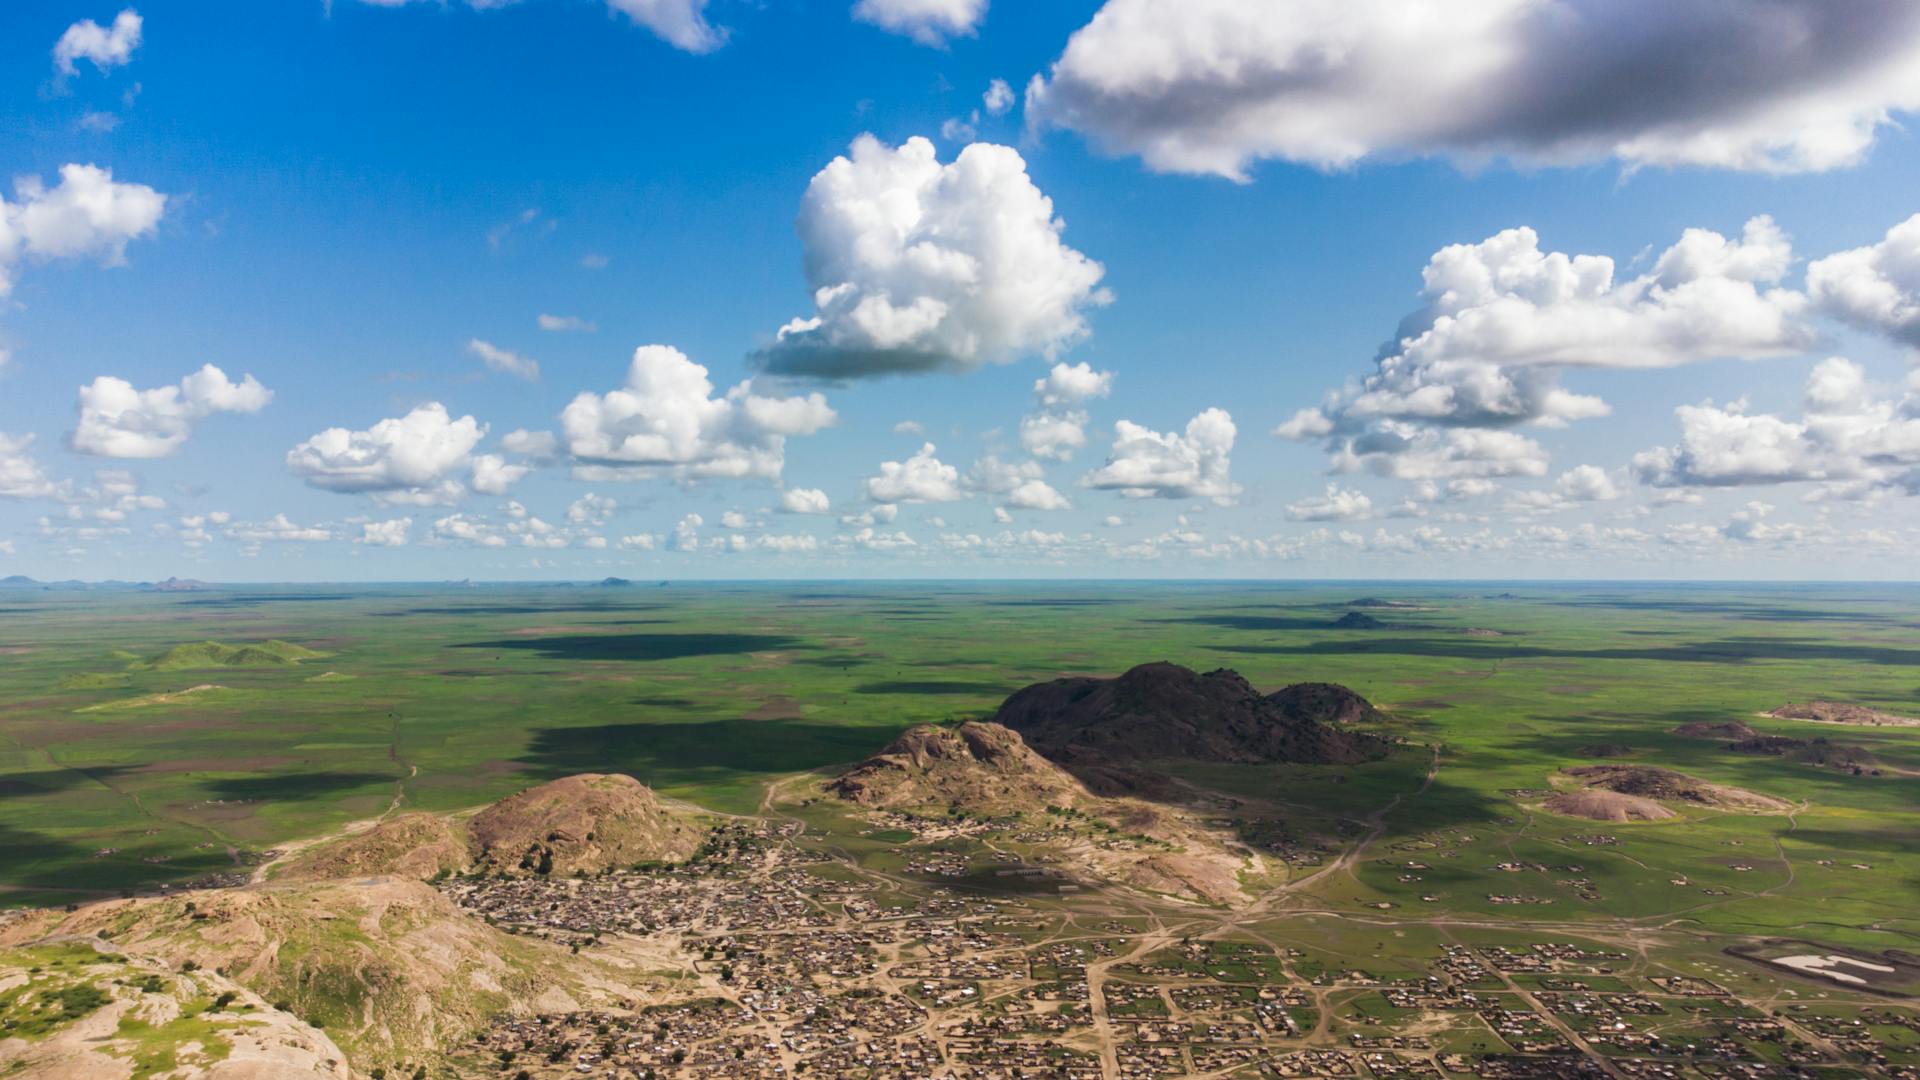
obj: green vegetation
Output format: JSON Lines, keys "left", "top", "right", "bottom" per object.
{"left": 0, "top": 581, "right": 1912, "bottom": 958}
{"left": 0, "top": 944, "right": 113, "bottom": 1040}
{"left": 112, "top": 997, "right": 237, "bottom": 1079}
{"left": 129, "top": 638, "right": 326, "bottom": 672}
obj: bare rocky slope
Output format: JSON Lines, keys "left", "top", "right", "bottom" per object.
{"left": 467, "top": 773, "right": 705, "bottom": 876}
{"left": 2, "top": 772, "right": 701, "bottom": 1077}
{"left": 828, "top": 720, "right": 1090, "bottom": 814}
{"left": 826, "top": 720, "right": 1260, "bottom": 905}
{"left": 0, "top": 937, "right": 351, "bottom": 1079}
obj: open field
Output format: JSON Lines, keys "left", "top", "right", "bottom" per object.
{"left": 0, "top": 580, "right": 1915, "bottom": 951}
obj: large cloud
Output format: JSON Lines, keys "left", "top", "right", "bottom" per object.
{"left": 1278, "top": 218, "right": 1813, "bottom": 481}
{"left": 759, "top": 135, "right": 1109, "bottom": 379}
{"left": 70, "top": 365, "right": 272, "bottom": 459}
{"left": 1634, "top": 357, "right": 1920, "bottom": 492}
{"left": 1083, "top": 408, "right": 1238, "bottom": 503}
{"left": 287, "top": 403, "right": 490, "bottom": 503}
{"left": 852, "top": 0, "right": 985, "bottom": 46}
{"left": 0, "top": 164, "right": 167, "bottom": 298}
{"left": 1808, "top": 213, "right": 1920, "bottom": 348}
{"left": 1025, "top": 0, "right": 1920, "bottom": 180}
{"left": 562, "top": 345, "right": 836, "bottom": 481}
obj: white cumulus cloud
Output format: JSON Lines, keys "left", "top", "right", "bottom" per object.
{"left": 1634, "top": 358, "right": 1920, "bottom": 493}
{"left": 1555, "top": 465, "right": 1623, "bottom": 502}
{"left": 226, "top": 514, "right": 332, "bottom": 544}
{"left": 54, "top": 9, "right": 142, "bottom": 78}
{"left": 971, "top": 455, "right": 1071, "bottom": 511}
{"left": 357, "top": 518, "right": 412, "bottom": 547}
{"left": 779, "top": 487, "right": 831, "bottom": 514}
{"left": 1026, "top": 0, "right": 1920, "bottom": 180}
{"left": 1808, "top": 213, "right": 1920, "bottom": 348}
{"left": 70, "top": 364, "right": 272, "bottom": 459}
{"left": 983, "top": 78, "right": 1014, "bottom": 117}
{"left": 852, "top": 0, "right": 985, "bottom": 46}
{"left": 287, "top": 402, "right": 488, "bottom": 503}
{"left": 0, "top": 164, "right": 167, "bottom": 297}
{"left": 470, "top": 453, "right": 529, "bottom": 495}
{"left": 866, "top": 443, "right": 966, "bottom": 503}
{"left": 1022, "top": 360, "right": 1114, "bottom": 461}
{"left": 606, "top": 0, "right": 725, "bottom": 52}
{"left": 0, "top": 435, "right": 60, "bottom": 500}
{"left": 1286, "top": 484, "right": 1374, "bottom": 522}
{"left": 1279, "top": 218, "right": 1813, "bottom": 481}
{"left": 760, "top": 135, "right": 1109, "bottom": 379}
{"left": 563, "top": 345, "right": 836, "bottom": 482}
{"left": 1083, "top": 408, "right": 1238, "bottom": 503}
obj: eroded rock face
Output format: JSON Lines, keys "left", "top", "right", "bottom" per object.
{"left": 992, "top": 661, "right": 1393, "bottom": 770}
{"left": 827, "top": 721, "right": 1089, "bottom": 814}
{"left": 467, "top": 773, "right": 704, "bottom": 877}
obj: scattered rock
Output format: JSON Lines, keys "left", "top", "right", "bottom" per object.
{"left": 1543, "top": 790, "right": 1676, "bottom": 823}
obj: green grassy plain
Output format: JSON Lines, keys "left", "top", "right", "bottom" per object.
{"left": 0, "top": 581, "right": 1914, "bottom": 952}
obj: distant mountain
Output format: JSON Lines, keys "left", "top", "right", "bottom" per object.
{"left": 598, "top": 577, "right": 635, "bottom": 587}
{"left": 992, "top": 662, "right": 1393, "bottom": 780}
{"left": 142, "top": 577, "right": 212, "bottom": 592}
{"left": 2, "top": 575, "right": 219, "bottom": 592}
{"left": 1331, "top": 611, "right": 1386, "bottom": 629}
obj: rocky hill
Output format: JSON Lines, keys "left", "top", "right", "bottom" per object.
{"left": 0, "top": 877, "right": 623, "bottom": 1074}
{"left": 991, "top": 662, "right": 1392, "bottom": 774}
{"left": 468, "top": 773, "right": 705, "bottom": 876}
{"left": 1561, "top": 765, "right": 1792, "bottom": 813}
{"left": 826, "top": 719, "right": 1258, "bottom": 905}
{"left": 828, "top": 721, "right": 1090, "bottom": 815}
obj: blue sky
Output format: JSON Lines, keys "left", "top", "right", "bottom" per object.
{"left": 3, "top": 0, "right": 1919, "bottom": 580}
